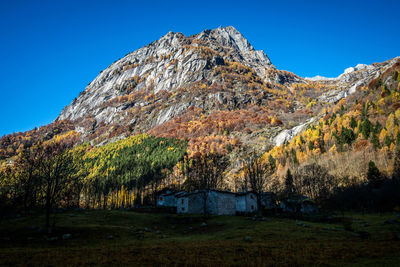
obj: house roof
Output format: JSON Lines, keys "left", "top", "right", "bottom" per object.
{"left": 261, "top": 192, "right": 275, "bottom": 196}
{"left": 163, "top": 192, "right": 177, "bottom": 197}
{"left": 175, "top": 189, "right": 235, "bottom": 198}
{"left": 174, "top": 191, "right": 187, "bottom": 198}
{"left": 209, "top": 189, "right": 236, "bottom": 195}
{"left": 156, "top": 188, "right": 175, "bottom": 196}
{"left": 158, "top": 191, "right": 187, "bottom": 197}
{"left": 236, "top": 191, "right": 257, "bottom": 196}
{"left": 173, "top": 190, "right": 275, "bottom": 198}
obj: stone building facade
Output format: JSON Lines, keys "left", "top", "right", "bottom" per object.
{"left": 236, "top": 191, "right": 258, "bottom": 214}
{"left": 176, "top": 190, "right": 236, "bottom": 215}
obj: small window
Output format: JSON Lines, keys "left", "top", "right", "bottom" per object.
{"left": 251, "top": 205, "right": 254, "bottom": 210}
{"left": 182, "top": 207, "right": 184, "bottom": 211}
{"left": 159, "top": 197, "right": 163, "bottom": 201}
{"left": 181, "top": 199, "right": 184, "bottom": 204}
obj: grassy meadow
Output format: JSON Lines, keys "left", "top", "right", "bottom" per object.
{"left": 1, "top": 210, "right": 400, "bottom": 266}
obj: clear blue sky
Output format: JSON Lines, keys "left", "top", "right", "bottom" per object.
{"left": 0, "top": 0, "right": 399, "bottom": 136}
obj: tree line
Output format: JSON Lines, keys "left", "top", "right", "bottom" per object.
{"left": 0, "top": 133, "right": 187, "bottom": 229}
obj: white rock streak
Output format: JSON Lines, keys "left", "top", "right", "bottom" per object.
{"left": 273, "top": 117, "right": 316, "bottom": 146}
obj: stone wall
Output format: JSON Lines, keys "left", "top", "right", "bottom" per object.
{"left": 236, "top": 193, "right": 257, "bottom": 213}
{"left": 177, "top": 193, "right": 204, "bottom": 214}
{"left": 157, "top": 194, "right": 176, "bottom": 207}
{"left": 208, "top": 191, "right": 235, "bottom": 215}
{"left": 236, "top": 195, "right": 246, "bottom": 213}
{"left": 177, "top": 191, "right": 236, "bottom": 215}
{"left": 245, "top": 193, "right": 258, "bottom": 213}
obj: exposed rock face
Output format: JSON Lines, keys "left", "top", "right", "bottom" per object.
{"left": 156, "top": 103, "right": 189, "bottom": 125}
{"left": 195, "top": 26, "right": 274, "bottom": 77}
{"left": 343, "top": 63, "right": 373, "bottom": 75}
{"left": 309, "top": 57, "right": 400, "bottom": 104}
{"left": 54, "top": 25, "right": 399, "bottom": 149}
{"left": 273, "top": 57, "right": 400, "bottom": 146}
{"left": 273, "top": 117, "right": 316, "bottom": 146}
{"left": 58, "top": 26, "right": 275, "bottom": 125}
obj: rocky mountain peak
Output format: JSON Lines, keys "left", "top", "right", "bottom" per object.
{"left": 194, "top": 26, "right": 273, "bottom": 75}
{"left": 58, "top": 26, "right": 276, "bottom": 124}
{"left": 156, "top": 31, "right": 186, "bottom": 48}
{"left": 196, "top": 26, "right": 253, "bottom": 53}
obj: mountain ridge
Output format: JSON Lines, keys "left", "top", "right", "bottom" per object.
{"left": 58, "top": 26, "right": 276, "bottom": 122}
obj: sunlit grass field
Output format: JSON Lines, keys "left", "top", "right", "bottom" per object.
{"left": 1, "top": 210, "right": 400, "bottom": 266}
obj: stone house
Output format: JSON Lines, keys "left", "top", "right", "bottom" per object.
{"left": 235, "top": 191, "right": 258, "bottom": 214}
{"left": 176, "top": 191, "right": 204, "bottom": 214}
{"left": 207, "top": 190, "right": 236, "bottom": 215}
{"left": 157, "top": 190, "right": 186, "bottom": 208}
{"left": 157, "top": 190, "right": 176, "bottom": 207}
{"left": 176, "top": 190, "right": 236, "bottom": 215}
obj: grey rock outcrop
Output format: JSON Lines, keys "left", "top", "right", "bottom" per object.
{"left": 58, "top": 26, "right": 275, "bottom": 127}
{"left": 195, "top": 26, "right": 274, "bottom": 77}
{"left": 273, "top": 117, "right": 316, "bottom": 146}
{"left": 309, "top": 57, "right": 400, "bottom": 104}
{"left": 335, "top": 58, "right": 398, "bottom": 100}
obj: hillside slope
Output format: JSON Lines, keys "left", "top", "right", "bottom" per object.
{"left": 264, "top": 58, "right": 400, "bottom": 194}
{"left": 1, "top": 26, "right": 399, "bottom": 192}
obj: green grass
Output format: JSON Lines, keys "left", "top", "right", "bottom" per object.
{"left": 1, "top": 210, "right": 400, "bottom": 266}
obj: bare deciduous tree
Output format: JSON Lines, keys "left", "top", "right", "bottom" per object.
{"left": 243, "top": 151, "right": 273, "bottom": 214}
{"left": 40, "top": 140, "right": 76, "bottom": 231}
{"left": 293, "top": 163, "right": 335, "bottom": 203}
{"left": 183, "top": 152, "right": 228, "bottom": 215}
